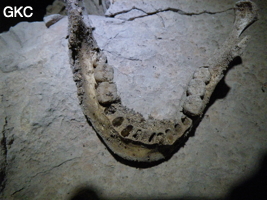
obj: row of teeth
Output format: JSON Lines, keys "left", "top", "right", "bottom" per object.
{"left": 92, "top": 52, "right": 120, "bottom": 105}
{"left": 90, "top": 51, "right": 195, "bottom": 145}
{"left": 183, "top": 66, "right": 211, "bottom": 117}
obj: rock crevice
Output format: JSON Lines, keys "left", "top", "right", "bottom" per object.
{"left": 108, "top": 6, "right": 234, "bottom": 21}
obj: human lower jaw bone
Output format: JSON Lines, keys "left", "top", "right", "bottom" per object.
{"left": 66, "top": 0, "right": 258, "bottom": 163}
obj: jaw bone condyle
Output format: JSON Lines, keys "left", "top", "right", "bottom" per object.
{"left": 66, "top": 0, "right": 258, "bottom": 163}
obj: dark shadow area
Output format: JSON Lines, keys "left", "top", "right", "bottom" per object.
{"left": 207, "top": 77, "right": 231, "bottom": 108}
{"left": 225, "top": 152, "right": 267, "bottom": 200}
{"left": 69, "top": 152, "right": 267, "bottom": 200}
{"left": 69, "top": 186, "right": 222, "bottom": 200}
{"left": 0, "top": 0, "right": 55, "bottom": 33}
{"left": 69, "top": 187, "right": 100, "bottom": 200}
{"left": 206, "top": 56, "right": 242, "bottom": 109}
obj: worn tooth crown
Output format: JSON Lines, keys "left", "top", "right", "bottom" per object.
{"left": 193, "top": 66, "right": 211, "bottom": 84}
{"left": 94, "top": 63, "right": 114, "bottom": 82}
{"left": 96, "top": 82, "right": 119, "bottom": 105}
{"left": 187, "top": 79, "right": 206, "bottom": 97}
{"left": 66, "top": 0, "right": 258, "bottom": 163}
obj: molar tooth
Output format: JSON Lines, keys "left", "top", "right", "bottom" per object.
{"left": 96, "top": 82, "right": 119, "bottom": 105}
{"left": 94, "top": 64, "right": 114, "bottom": 82}
{"left": 187, "top": 79, "right": 206, "bottom": 97}
{"left": 183, "top": 95, "right": 204, "bottom": 117}
{"left": 193, "top": 67, "right": 211, "bottom": 84}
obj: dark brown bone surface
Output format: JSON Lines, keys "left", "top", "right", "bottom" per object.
{"left": 66, "top": 0, "right": 258, "bottom": 163}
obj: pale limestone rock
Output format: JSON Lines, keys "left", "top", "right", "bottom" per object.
{"left": 0, "top": 0, "right": 266, "bottom": 199}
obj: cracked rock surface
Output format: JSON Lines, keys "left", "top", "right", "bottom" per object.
{"left": 88, "top": 7, "right": 234, "bottom": 120}
{"left": 0, "top": 0, "right": 267, "bottom": 199}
